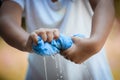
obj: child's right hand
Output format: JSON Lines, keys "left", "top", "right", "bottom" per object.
{"left": 24, "top": 28, "right": 60, "bottom": 52}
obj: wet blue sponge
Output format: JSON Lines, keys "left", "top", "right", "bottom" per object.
{"left": 32, "top": 34, "right": 84, "bottom": 56}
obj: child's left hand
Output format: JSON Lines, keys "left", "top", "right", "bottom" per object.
{"left": 61, "top": 36, "right": 101, "bottom": 64}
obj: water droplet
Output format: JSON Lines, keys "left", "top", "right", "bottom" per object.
{"left": 51, "top": 55, "right": 55, "bottom": 60}
{"left": 60, "top": 75, "right": 63, "bottom": 79}
{"left": 54, "top": 55, "right": 58, "bottom": 69}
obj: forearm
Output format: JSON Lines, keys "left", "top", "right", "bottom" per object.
{"left": 0, "top": 16, "right": 29, "bottom": 51}
{"left": 0, "top": 1, "right": 30, "bottom": 51}
{"left": 90, "top": 0, "right": 115, "bottom": 50}
{"left": 61, "top": 0, "right": 115, "bottom": 63}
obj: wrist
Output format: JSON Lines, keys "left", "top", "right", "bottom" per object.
{"left": 22, "top": 34, "right": 32, "bottom": 52}
{"left": 88, "top": 37, "right": 104, "bottom": 54}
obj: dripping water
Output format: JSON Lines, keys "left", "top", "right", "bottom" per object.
{"left": 43, "top": 57, "right": 48, "bottom": 80}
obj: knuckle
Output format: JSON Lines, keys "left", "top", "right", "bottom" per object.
{"left": 46, "top": 30, "right": 52, "bottom": 34}
{"left": 31, "top": 32, "right": 35, "bottom": 35}
{"left": 35, "top": 28, "right": 46, "bottom": 34}
{"left": 40, "top": 31, "right": 46, "bottom": 35}
{"left": 54, "top": 28, "right": 59, "bottom": 31}
{"left": 30, "top": 32, "right": 36, "bottom": 37}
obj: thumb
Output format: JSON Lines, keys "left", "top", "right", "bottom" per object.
{"left": 30, "top": 32, "right": 38, "bottom": 45}
{"left": 71, "top": 36, "right": 80, "bottom": 43}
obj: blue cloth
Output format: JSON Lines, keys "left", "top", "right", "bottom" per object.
{"left": 32, "top": 34, "right": 84, "bottom": 56}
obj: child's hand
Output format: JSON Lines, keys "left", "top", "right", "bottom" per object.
{"left": 24, "top": 28, "right": 60, "bottom": 52}
{"left": 61, "top": 37, "right": 101, "bottom": 64}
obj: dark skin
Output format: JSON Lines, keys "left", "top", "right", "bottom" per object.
{"left": 51, "top": 0, "right": 58, "bottom": 3}
{"left": 0, "top": 0, "right": 115, "bottom": 64}
{"left": 62, "top": 0, "right": 115, "bottom": 63}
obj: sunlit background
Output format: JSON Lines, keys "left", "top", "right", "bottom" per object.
{"left": 0, "top": 0, "right": 120, "bottom": 80}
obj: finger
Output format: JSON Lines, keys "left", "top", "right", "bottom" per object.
{"left": 60, "top": 43, "right": 74, "bottom": 56}
{"left": 64, "top": 54, "right": 76, "bottom": 62}
{"left": 69, "top": 56, "right": 79, "bottom": 64}
{"left": 64, "top": 55, "right": 70, "bottom": 60}
{"left": 40, "top": 32, "right": 47, "bottom": 41}
{"left": 30, "top": 32, "right": 38, "bottom": 45}
{"left": 69, "top": 54, "right": 85, "bottom": 64}
{"left": 60, "top": 49, "right": 69, "bottom": 57}
{"left": 46, "top": 31, "right": 53, "bottom": 42}
{"left": 35, "top": 29, "right": 47, "bottom": 41}
{"left": 53, "top": 29, "right": 60, "bottom": 39}
{"left": 73, "top": 58, "right": 83, "bottom": 64}
{"left": 71, "top": 36, "right": 80, "bottom": 43}
{"left": 64, "top": 55, "right": 78, "bottom": 63}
